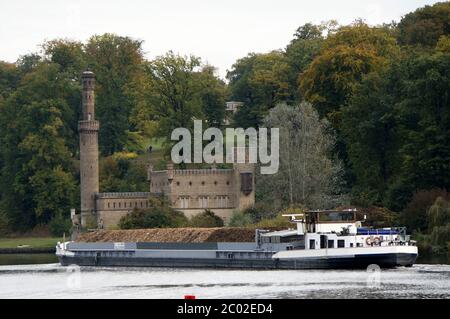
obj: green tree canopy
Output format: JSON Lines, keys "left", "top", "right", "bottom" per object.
{"left": 397, "top": 2, "right": 450, "bottom": 47}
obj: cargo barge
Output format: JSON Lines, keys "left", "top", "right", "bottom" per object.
{"left": 56, "top": 209, "right": 418, "bottom": 269}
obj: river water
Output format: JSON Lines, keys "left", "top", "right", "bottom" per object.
{"left": 0, "top": 254, "right": 449, "bottom": 299}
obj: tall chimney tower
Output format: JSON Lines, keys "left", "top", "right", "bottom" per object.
{"left": 79, "top": 71, "right": 99, "bottom": 228}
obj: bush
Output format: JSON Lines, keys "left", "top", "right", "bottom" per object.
{"left": 242, "top": 204, "right": 276, "bottom": 223}
{"left": 189, "top": 210, "right": 224, "bottom": 228}
{"left": 119, "top": 208, "right": 188, "bottom": 229}
{"left": 430, "top": 225, "right": 450, "bottom": 247}
{"left": 119, "top": 196, "right": 188, "bottom": 229}
{"left": 119, "top": 209, "right": 171, "bottom": 229}
{"left": 228, "top": 211, "right": 253, "bottom": 227}
{"left": 400, "top": 189, "right": 450, "bottom": 233}
{"left": 49, "top": 215, "right": 72, "bottom": 237}
{"left": 428, "top": 197, "right": 450, "bottom": 230}
{"left": 254, "top": 214, "right": 292, "bottom": 229}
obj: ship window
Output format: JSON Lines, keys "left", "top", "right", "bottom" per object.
{"left": 318, "top": 211, "right": 355, "bottom": 222}
{"left": 309, "top": 239, "right": 315, "bottom": 249}
{"left": 320, "top": 235, "right": 327, "bottom": 249}
{"left": 327, "top": 240, "right": 334, "bottom": 248}
{"left": 338, "top": 240, "right": 345, "bottom": 248}
{"left": 350, "top": 243, "right": 354, "bottom": 248}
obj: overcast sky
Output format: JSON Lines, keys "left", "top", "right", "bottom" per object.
{"left": 0, "top": 0, "right": 441, "bottom": 78}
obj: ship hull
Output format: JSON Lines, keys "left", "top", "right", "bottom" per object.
{"left": 58, "top": 252, "right": 417, "bottom": 269}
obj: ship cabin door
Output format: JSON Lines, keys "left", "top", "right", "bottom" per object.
{"left": 320, "top": 235, "right": 327, "bottom": 249}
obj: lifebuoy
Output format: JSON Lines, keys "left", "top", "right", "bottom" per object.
{"left": 365, "top": 237, "right": 372, "bottom": 246}
{"left": 374, "top": 237, "right": 381, "bottom": 245}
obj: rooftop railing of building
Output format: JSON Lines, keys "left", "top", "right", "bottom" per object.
{"left": 96, "top": 192, "right": 150, "bottom": 199}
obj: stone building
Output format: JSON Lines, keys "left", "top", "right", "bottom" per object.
{"left": 77, "top": 71, "right": 255, "bottom": 229}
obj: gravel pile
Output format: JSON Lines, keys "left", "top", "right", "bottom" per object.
{"left": 77, "top": 227, "right": 258, "bottom": 243}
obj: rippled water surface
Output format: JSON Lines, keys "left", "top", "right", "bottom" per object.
{"left": 0, "top": 262, "right": 449, "bottom": 299}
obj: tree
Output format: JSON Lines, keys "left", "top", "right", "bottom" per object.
{"left": 147, "top": 51, "right": 202, "bottom": 141}
{"left": 0, "top": 63, "right": 79, "bottom": 230}
{"left": 427, "top": 197, "right": 450, "bottom": 248}
{"left": 342, "top": 71, "right": 400, "bottom": 205}
{"left": 257, "top": 102, "right": 346, "bottom": 210}
{"left": 197, "top": 65, "right": 227, "bottom": 128}
{"left": 227, "top": 51, "right": 292, "bottom": 128}
{"left": 299, "top": 22, "right": 398, "bottom": 122}
{"left": 342, "top": 45, "right": 450, "bottom": 211}
{"left": 42, "top": 39, "right": 86, "bottom": 76}
{"left": 189, "top": 210, "right": 224, "bottom": 228}
{"left": 397, "top": 2, "right": 450, "bottom": 48}
{"left": 0, "top": 62, "right": 20, "bottom": 101}
{"left": 0, "top": 99, "right": 77, "bottom": 228}
{"left": 394, "top": 50, "right": 450, "bottom": 199}
{"left": 85, "top": 34, "right": 147, "bottom": 155}
{"left": 99, "top": 152, "right": 148, "bottom": 192}
{"left": 285, "top": 23, "right": 328, "bottom": 102}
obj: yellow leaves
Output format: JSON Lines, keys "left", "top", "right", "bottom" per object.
{"left": 300, "top": 44, "right": 384, "bottom": 105}
{"left": 436, "top": 35, "right": 450, "bottom": 53}
{"left": 112, "top": 151, "right": 138, "bottom": 161}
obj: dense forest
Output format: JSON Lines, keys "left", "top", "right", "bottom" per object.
{"left": 0, "top": 2, "right": 449, "bottom": 251}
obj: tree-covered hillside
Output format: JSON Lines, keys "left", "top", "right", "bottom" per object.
{"left": 0, "top": 2, "right": 449, "bottom": 244}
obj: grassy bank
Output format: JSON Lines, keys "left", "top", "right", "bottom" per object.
{"left": 0, "top": 237, "right": 62, "bottom": 249}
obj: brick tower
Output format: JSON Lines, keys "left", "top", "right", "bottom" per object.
{"left": 79, "top": 71, "right": 99, "bottom": 228}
